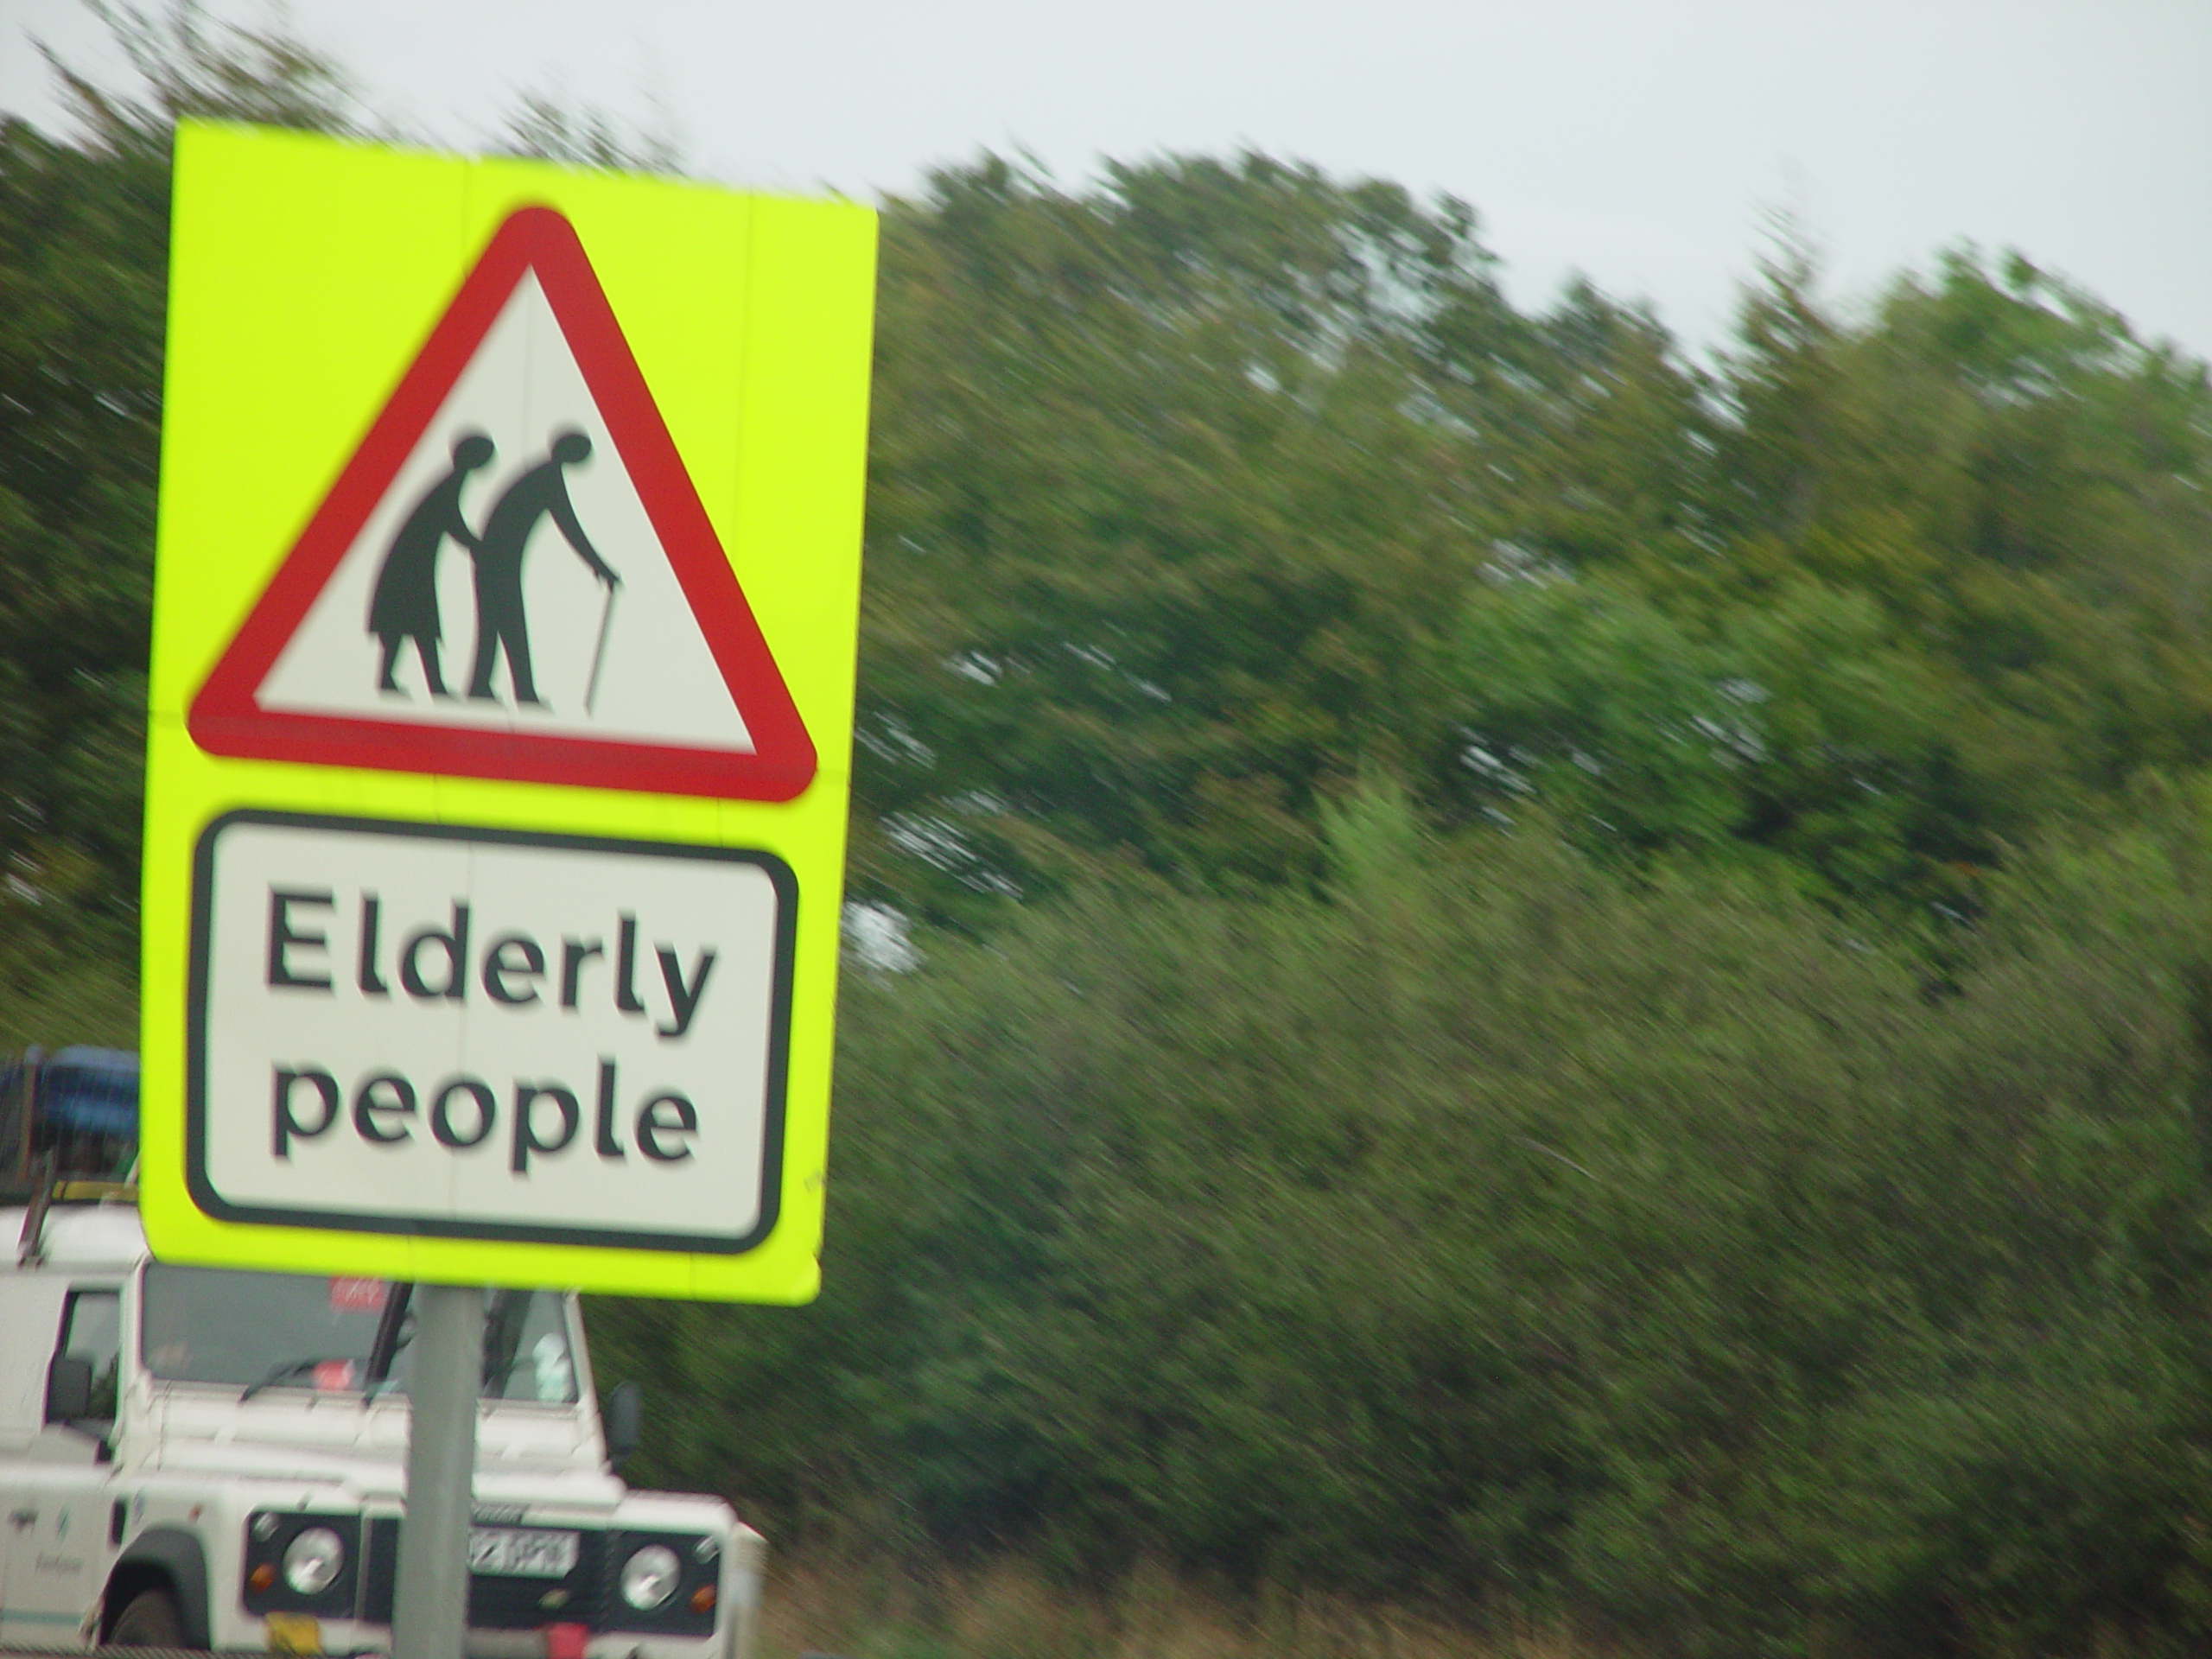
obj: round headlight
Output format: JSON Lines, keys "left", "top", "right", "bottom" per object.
{"left": 282, "top": 1526, "right": 346, "bottom": 1595}
{"left": 620, "top": 1544, "right": 680, "bottom": 1610}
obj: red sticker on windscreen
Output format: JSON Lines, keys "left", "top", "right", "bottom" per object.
{"left": 312, "top": 1359, "right": 359, "bottom": 1391}
{"left": 328, "top": 1277, "right": 385, "bottom": 1313}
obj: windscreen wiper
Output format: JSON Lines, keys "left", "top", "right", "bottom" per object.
{"left": 240, "top": 1356, "right": 362, "bottom": 1402}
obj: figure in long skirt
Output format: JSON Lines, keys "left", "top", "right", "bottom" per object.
{"left": 368, "top": 431, "right": 496, "bottom": 697}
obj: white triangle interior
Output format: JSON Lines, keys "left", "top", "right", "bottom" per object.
{"left": 257, "top": 271, "right": 756, "bottom": 754}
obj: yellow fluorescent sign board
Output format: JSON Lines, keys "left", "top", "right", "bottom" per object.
{"left": 143, "top": 122, "right": 876, "bottom": 1301}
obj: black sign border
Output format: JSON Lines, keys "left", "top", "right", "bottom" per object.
{"left": 186, "top": 808, "right": 798, "bottom": 1255}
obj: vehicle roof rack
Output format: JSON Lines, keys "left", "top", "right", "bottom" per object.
{"left": 12, "top": 1158, "right": 140, "bottom": 1264}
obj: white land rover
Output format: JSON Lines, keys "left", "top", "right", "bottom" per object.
{"left": 0, "top": 1193, "right": 762, "bottom": 1656}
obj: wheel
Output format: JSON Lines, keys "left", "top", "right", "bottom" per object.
{"left": 106, "top": 1586, "right": 186, "bottom": 1648}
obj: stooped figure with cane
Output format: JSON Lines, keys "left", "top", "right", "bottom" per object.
{"left": 465, "top": 428, "right": 621, "bottom": 709}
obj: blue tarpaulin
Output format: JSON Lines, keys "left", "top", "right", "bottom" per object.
{"left": 31, "top": 1047, "right": 138, "bottom": 1137}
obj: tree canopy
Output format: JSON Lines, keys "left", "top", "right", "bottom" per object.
{"left": 854, "top": 158, "right": 2212, "bottom": 937}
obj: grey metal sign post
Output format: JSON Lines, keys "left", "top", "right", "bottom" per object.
{"left": 391, "top": 1284, "right": 484, "bottom": 1659}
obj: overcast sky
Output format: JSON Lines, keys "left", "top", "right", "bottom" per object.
{"left": 4, "top": 0, "right": 2208, "bottom": 364}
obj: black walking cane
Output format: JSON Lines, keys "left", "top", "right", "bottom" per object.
{"left": 584, "top": 578, "right": 618, "bottom": 715}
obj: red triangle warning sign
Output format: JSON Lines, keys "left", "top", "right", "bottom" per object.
{"left": 189, "top": 207, "right": 817, "bottom": 803}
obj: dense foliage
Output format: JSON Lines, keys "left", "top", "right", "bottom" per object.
{"left": 13, "top": 12, "right": 2212, "bottom": 1654}
{"left": 595, "top": 791, "right": 2212, "bottom": 1656}
{"left": 855, "top": 168, "right": 2212, "bottom": 935}
{"left": 0, "top": 7, "right": 359, "bottom": 1038}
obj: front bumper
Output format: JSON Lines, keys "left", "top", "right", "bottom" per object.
{"left": 239, "top": 1610, "right": 734, "bottom": 1659}
{"left": 232, "top": 1513, "right": 757, "bottom": 1659}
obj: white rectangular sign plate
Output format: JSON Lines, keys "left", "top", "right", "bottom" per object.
{"left": 187, "top": 810, "right": 795, "bottom": 1253}
{"left": 468, "top": 1528, "right": 581, "bottom": 1579}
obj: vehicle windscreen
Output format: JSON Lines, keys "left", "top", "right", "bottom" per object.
{"left": 140, "top": 1266, "right": 578, "bottom": 1402}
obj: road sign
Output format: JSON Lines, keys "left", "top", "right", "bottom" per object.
{"left": 142, "top": 123, "right": 875, "bottom": 1301}
{"left": 190, "top": 206, "right": 815, "bottom": 803}
{"left": 191, "top": 811, "right": 794, "bottom": 1252}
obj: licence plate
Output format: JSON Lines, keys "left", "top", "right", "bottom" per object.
{"left": 468, "top": 1527, "right": 579, "bottom": 1578}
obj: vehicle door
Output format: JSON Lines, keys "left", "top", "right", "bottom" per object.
{"left": 0, "top": 1266, "right": 72, "bottom": 1640}
{"left": 0, "top": 1283, "right": 122, "bottom": 1649}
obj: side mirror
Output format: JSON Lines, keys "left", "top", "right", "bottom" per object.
{"left": 604, "top": 1380, "right": 642, "bottom": 1468}
{"left": 45, "top": 1354, "right": 93, "bottom": 1423}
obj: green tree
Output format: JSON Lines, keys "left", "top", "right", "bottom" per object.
{"left": 855, "top": 153, "right": 1549, "bottom": 922}
{"left": 0, "top": 3, "right": 359, "bottom": 964}
{"left": 596, "top": 797, "right": 2212, "bottom": 1655}
{"left": 1679, "top": 240, "right": 2212, "bottom": 911}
